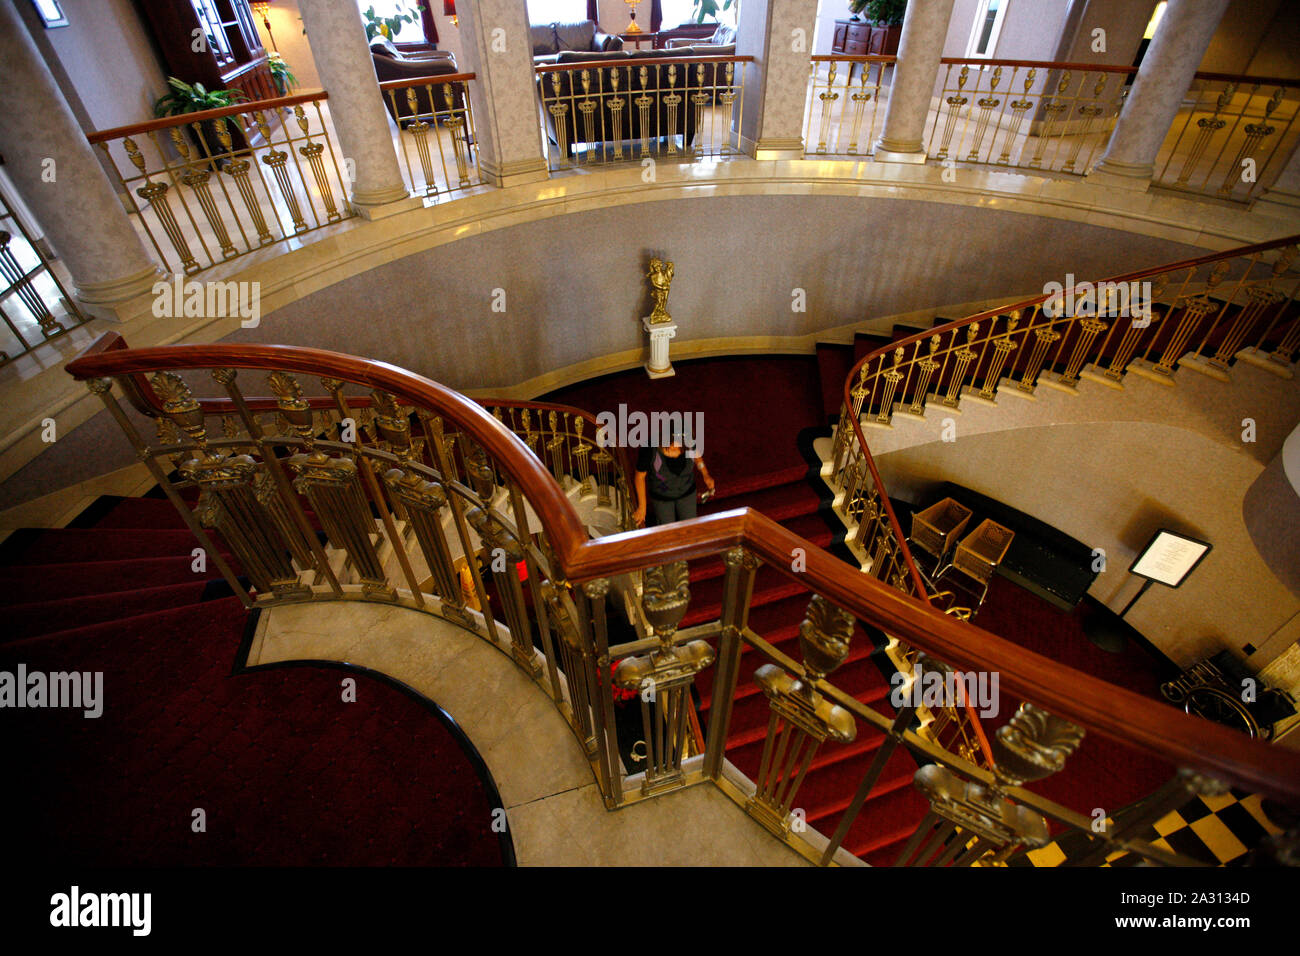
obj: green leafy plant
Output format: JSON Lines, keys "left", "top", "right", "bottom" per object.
{"left": 153, "top": 77, "right": 247, "bottom": 118}
{"left": 361, "top": 3, "right": 425, "bottom": 41}
{"left": 861, "top": 0, "right": 906, "bottom": 26}
{"left": 268, "top": 53, "right": 296, "bottom": 96}
{"left": 691, "top": 0, "right": 735, "bottom": 24}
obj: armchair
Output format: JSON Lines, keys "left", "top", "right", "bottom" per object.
{"left": 370, "top": 36, "right": 465, "bottom": 124}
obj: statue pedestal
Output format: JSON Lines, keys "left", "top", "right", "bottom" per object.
{"left": 642, "top": 316, "right": 677, "bottom": 379}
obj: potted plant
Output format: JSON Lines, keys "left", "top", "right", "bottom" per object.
{"left": 153, "top": 77, "right": 250, "bottom": 165}
{"left": 848, "top": 0, "right": 869, "bottom": 21}
{"left": 361, "top": 3, "right": 425, "bottom": 41}
{"left": 268, "top": 53, "right": 296, "bottom": 96}
{"left": 863, "top": 0, "right": 905, "bottom": 55}
{"left": 690, "top": 0, "right": 735, "bottom": 22}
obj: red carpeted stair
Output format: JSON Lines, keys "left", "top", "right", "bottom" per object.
{"left": 0, "top": 493, "right": 508, "bottom": 866}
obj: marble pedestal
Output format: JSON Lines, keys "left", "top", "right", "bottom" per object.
{"left": 643, "top": 316, "right": 677, "bottom": 379}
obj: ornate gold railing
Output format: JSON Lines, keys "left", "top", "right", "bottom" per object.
{"left": 804, "top": 55, "right": 896, "bottom": 158}
{"left": 88, "top": 91, "right": 356, "bottom": 277}
{"left": 535, "top": 55, "right": 752, "bottom": 170}
{"left": 380, "top": 74, "right": 482, "bottom": 199}
{"left": 1154, "top": 72, "right": 1300, "bottom": 202}
{"left": 66, "top": 316, "right": 1300, "bottom": 867}
{"left": 924, "top": 59, "right": 1134, "bottom": 175}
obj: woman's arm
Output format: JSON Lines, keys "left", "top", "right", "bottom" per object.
{"left": 695, "top": 457, "right": 716, "bottom": 492}
{"left": 634, "top": 470, "right": 648, "bottom": 526}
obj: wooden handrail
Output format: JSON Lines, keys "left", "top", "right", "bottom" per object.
{"left": 378, "top": 73, "right": 478, "bottom": 92}
{"left": 938, "top": 56, "right": 1136, "bottom": 73}
{"left": 86, "top": 90, "right": 330, "bottom": 145}
{"left": 535, "top": 54, "right": 753, "bottom": 73}
{"left": 64, "top": 332, "right": 1300, "bottom": 802}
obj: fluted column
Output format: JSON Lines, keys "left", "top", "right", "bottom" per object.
{"left": 873, "top": 0, "right": 957, "bottom": 163}
{"left": 1089, "top": 0, "right": 1231, "bottom": 186}
{"left": 0, "top": 1, "right": 161, "bottom": 318}
{"left": 735, "top": 0, "right": 820, "bottom": 160}
{"left": 455, "top": 0, "right": 549, "bottom": 187}
{"left": 298, "top": 0, "right": 417, "bottom": 216}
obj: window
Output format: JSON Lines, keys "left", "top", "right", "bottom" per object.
{"left": 526, "top": 0, "right": 588, "bottom": 24}
{"left": 1143, "top": 2, "right": 1167, "bottom": 40}
{"left": 355, "top": 1, "right": 427, "bottom": 44}
{"left": 965, "top": 0, "right": 1008, "bottom": 59}
{"left": 660, "top": 1, "right": 738, "bottom": 31}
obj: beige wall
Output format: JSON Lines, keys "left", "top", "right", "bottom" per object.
{"left": 225, "top": 195, "right": 1207, "bottom": 393}
{"left": 28, "top": 0, "right": 168, "bottom": 133}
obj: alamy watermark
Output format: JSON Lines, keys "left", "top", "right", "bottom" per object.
{"left": 1041, "top": 275, "right": 1152, "bottom": 325}
{"left": 152, "top": 276, "right": 261, "bottom": 328}
{"left": 890, "top": 661, "right": 1000, "bottom": 719}
{"left": 595, "top": 404, "right": 705, "bottom": 457}
{"left": 0, "top": 665, "right": 102, "bottom": 718}
{"left": 50, "top": 886, "right": 150, "bottom": 936}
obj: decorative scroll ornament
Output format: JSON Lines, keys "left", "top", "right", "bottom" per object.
{"left": 797, "top": 594, "right": 854, "bottom": 697}
{"left": 990, "top": 702, "right": 1085, "bottom": 790}
{"left": 641, "top": 560, "right": 691, "bottom": 645}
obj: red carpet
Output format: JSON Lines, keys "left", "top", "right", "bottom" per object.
{"left": 0, "top": 495, "right": 509, "bottom": 867}
{"left": 551, "top": 350, "right": 1181, "bottom": 864}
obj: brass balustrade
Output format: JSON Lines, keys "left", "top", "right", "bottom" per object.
{"left": 1154, "top": 73, "right": 1300, "bottom": 202}
{"left": 535, "top": 55, "right": 751, "bottom": 170}
{"left": 87, "top": 91, "right": 355, "bottom": 276}
{"left": 804, "top": 56, "right": 895, "bottom": 158}
{"left": 925, "top": 59, "right": 1135, "bottom": 174}
{"left": 66, "top": 311, "right": 1300, "bottom": 865}
{"left": 379, "top": 74, "right": 482, "bottom": 199}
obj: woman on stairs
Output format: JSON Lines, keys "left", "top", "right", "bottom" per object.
{"left": 633, "top": 430, "right": 715, "bottom": 527}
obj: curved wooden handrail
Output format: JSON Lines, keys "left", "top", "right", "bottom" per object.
{"left": 535, "top": 54, "right": 754, "bottom": 73}
{"left": 86, "top": 90, "right": 330, "bottom": 145}
{"left": 65, "top": 333, "right": 1300, "bottom": 802}
{"left": 378, "top": 73, "right": 478, "bottom": 92}
{"left": 938, "top": 56, "right": 1136, "bottom": 73}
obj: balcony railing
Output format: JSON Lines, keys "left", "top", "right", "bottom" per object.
{"left": 535, "top": 55, "right": 752, "bottom": 170}
{"left": 804, "top": 56, "right": 896, "bottom": 158}
{"left": 380, "top": 73, "right": 483, "bottom": 200}
{"left": 1153, "top": 72, "right": 1300, "bottom": 201}
{"left": 66, "top": 232, "right": 1300, "bottom": 863}
{"left": 89, "top": 91, "right": 355, "bottom": 276}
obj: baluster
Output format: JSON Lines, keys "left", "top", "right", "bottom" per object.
{"left": 942, "top": 324, "right": 980, "bottom": 407}
{"left": 935, "top": 66, "right": 969, "bottom": 161}
{"left": 466, "top": 504, "right": 541, "bottom": 676}
{"left": 615, "top": 561, "right": 713, "bottom": 795}
{"left": 978, "top": 313, "right": 1020, "bottom": 400}
{"left": 704, "top": 547, "right": 759, "bottom": 779}
{"left": 1000, "top": 69, "right": 1036, "bottom": 165}
{"left": 966, "top": 66, "right": 1002, "bottom": 161}
{"left": 874, "top": 346, "right": 906, "bottom": 424}
{"left": 906, "top": 336, "right": 942, "bottom": 416}
{"left": 747, "top": 595, "right": 857, "bottom": 840}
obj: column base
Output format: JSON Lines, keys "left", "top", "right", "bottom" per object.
{"left": 872, "top": 145, "right": 928, "bottom": 165}
{"left": 479, "top": 156, "right": 549, "bottom": 189}
{"left": 73, "top": 264, "right": 167, "bottom": 323}
{"left": 642, "top": 316, "right": 677, "bottom": 379}
{"left": 752, "top": 138, "right": 805, "bottom": 161}
{"left": 350, "top": 194, "right": 424, "bottom": 221}
{"left": 1085, "top": 160, "right": 1153, "bottom": 191}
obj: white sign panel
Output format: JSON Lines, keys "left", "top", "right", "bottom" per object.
{"left": 1130, "top": 530, "right": 1210, "bottom": 587}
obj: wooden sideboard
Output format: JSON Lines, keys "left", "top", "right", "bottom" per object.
{"left": 831, "top": 19, "right": 902, "bottom": 57}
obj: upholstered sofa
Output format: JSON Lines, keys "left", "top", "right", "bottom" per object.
{"left": 530, "top": 20, "right": 623, "bottom": 64}
{"left": 369, "top": 36, "right": 464, "bottom": 123}
{"left": 536, "top": 43, "right": 740, "bottom": 156}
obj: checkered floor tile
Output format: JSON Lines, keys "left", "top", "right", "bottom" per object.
{"left": 1002, "top": 789, "right": 1284, "bottom": 867}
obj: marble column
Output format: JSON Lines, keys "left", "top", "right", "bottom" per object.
{"left": 873, "top": 0, "right": 957, "bottom": 163}
{"left": 0, "top": 2, "right": 161, "bottom": 318}
{"left": 298, "top": 0, "right": 417, "bottom": 216}
{"left": 455, "top": 0, "right": 549, "bottom": 188}
{"left": 1089, "top": 0, "right": 1231, "bottom": 186}
{"left": 1253, "top": 140, "right": 1300, "bottom": 218}
{"left": 735, "top": 0, "right": 820, "bottom": 160}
